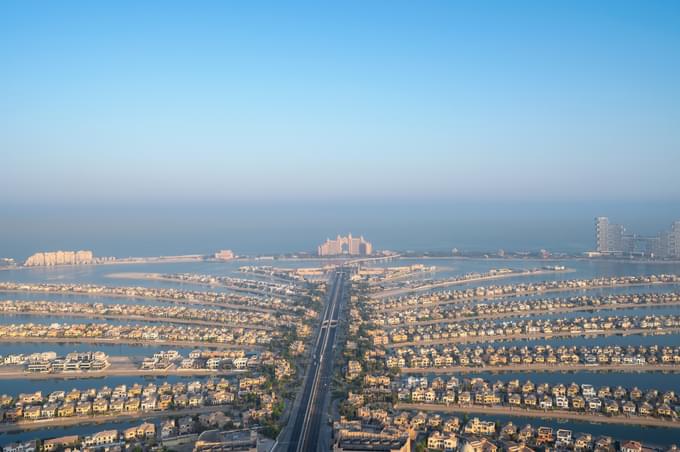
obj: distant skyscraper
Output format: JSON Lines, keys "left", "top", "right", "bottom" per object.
{"left": 317, "top": 234, "right": 373, "bottom": 256}
{"left": 595, "top": 217, "right": 625, "bottom": 253}
{"left": 595, "top": 217, "right": 680, "bottom": 257}
{"left": 669, "top": 221, "right": 680, "bottom": 258}
{"left": 595, "top": 217, "right": 609, "bottom": 253}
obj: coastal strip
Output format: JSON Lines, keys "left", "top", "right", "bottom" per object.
{"left": 0, "top": 356, "right": 250, "bottom": 380}
{"left": 399, "top": 363, "right": 680, "bottom": 374}
{"left": 373, "top": 268, "right": 575, "bottom": 299}
{"left": 0, "top": 337, "right": 262, "bottom": 350}
{"left": 394, "top": 403, "right": 680, "bottom": 429}
{"left": 107, "top": 272, "right": 295, "bottom": 299}
{"left": 0, "top": 288, "right": 275, "bottom": 313}
{"left": 385, "top": 327, "right": 680, "bottom": 348}
{"left": 384, "top": 300, "right": 680, "bottom": 327}
{"left": 0, "top": 405, "right": 228, "bottom": 434}
{"left": 377, "top": 281, "right": 680, "bottom": 310}
{"left": 0, "top": 309, "right": 274, "bottom": 330}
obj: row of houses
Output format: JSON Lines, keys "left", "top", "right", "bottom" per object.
{"left": 426, "top": 420, "right": 647, "bottom": 452}
{"left": 0, "top": 377, "right": 271, "bottom": 423}
{"left": 161, "top": 272, "right": 298, "bottom": 298}
{"left": 25, "top": 351, "right": 109, "bottom": 374}
{"left": 385, "top": 314, "right": 680, "bottom": 345}
{"left": 373, "top": 274, "right": 680, "bottom": 309}
{"left": 372, "top": 267, "right": 539, "bottom": 297}
{"left": 6, "top": 412, "right": 247, "bottom": 452}
{"left": 337, "top": 410, "right": 671, "bottom": 452}
{"left": 398, "top": 379, "right": 678, "bottom": 420}
{"left": 0, "top": 299, "right": 279, "bottom": 328}
{"left": 1, "top": 352, "right": 59, "bottom": 366}
{"left": 386, "top": 344, "right": 680, "bottom": 369}
{"left": 0, "top": 322, "right": 273, "bottom": 346}
{"left": 0, "top": 281, "right": 299, "bottom": 314}
{"left": 376, "top": 291, "right": 680, "bottom": 327}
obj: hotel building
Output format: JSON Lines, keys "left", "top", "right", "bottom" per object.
{"left": 318, "top": 234, "right": 373, "bottom": 256}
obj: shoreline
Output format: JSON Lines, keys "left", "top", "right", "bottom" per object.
{"left": 106, "top": 272, "right": 297, "bottom": 300}
{"left": 385, "top": 327, "right": 680, "bottom": 348}
{"left": 394, "top": 403, "right": 680, "bottom": 429}
{"left": 373, "top": 268, "right": 576, "bottom": 299}
{"left": 0, "top": 309, "right": 274, "bottom": 330}
{"left": 0, "top": 356, "right": 251, "bottom": 380}
{"left": 10, "top": 256, "right": 208, "bottom": 271}
{"left": 0, "top": 289, "right": 276, "bottom": 314}
{"left": 383, "top": 300, "right": 680, "bottom": 327}
{"left": 400, "top": 363, "right": 680, "bottom": 374}
{"left": 0, "top": 337, "right": 262, "bottom": 351}
{"left": 0, "top": 405, "right": 227, "bottom": 434}
{"left": 0, "top": 368, "right": 246, "bottom": 381}
{"left": 399, "top": 256, "right": 680, "bottom": 264}
{"left": 378, "top": 281, "right": 680, "bottom": 311}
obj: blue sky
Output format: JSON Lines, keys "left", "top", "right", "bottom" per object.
{"left": 2, "top": 1, "right": 680, "bottom": 203}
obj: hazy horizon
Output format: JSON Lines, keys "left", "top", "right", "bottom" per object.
{"left": 2, "top": 1, "right": 679, "bottom": 260}
{"left": 2, "top": 200, "right": 678, "bottom": 260}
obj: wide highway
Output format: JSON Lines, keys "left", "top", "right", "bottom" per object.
{"left": 281, "top": 268, "right": 346, "bottom": 452}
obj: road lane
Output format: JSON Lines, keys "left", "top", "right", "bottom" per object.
{"left": 280, "top": 269, "right": 345, "bottom": 452}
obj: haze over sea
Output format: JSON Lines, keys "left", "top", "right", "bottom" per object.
{"left": 2, "top": 200, "right": 678, "bottom": 260}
